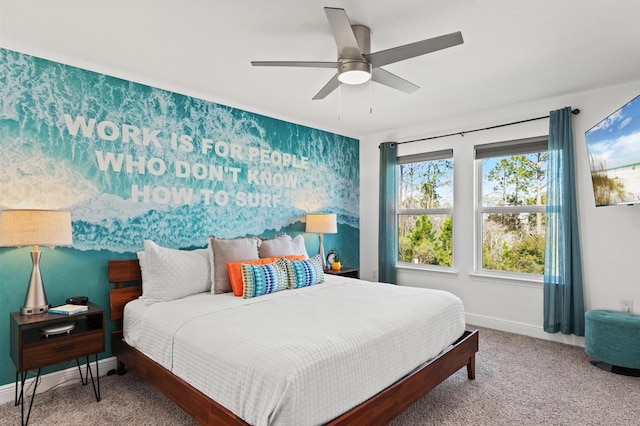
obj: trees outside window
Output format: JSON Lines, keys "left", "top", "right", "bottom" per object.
{"left": 397, "top": 151, "right": 453, "bottom": 267}
{"left": 476, "top": 138, "right": 547, "bottom": 275}
{"left": 393, "top": 138, "right": 547, "bottom": 277}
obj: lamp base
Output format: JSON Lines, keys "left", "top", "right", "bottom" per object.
{"left": 21, "top": 304, "right": 49, "bottom": 316}
{"left": 21, "top": 249, "right": 50, "bottom": 315}
{"left": 318, "top": 233, "right": 326, "bottom": 270}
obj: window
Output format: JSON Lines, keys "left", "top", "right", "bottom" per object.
{"left": 397, "top": 150, "right": 453, "bottom": 267}
{"left": 475, "top": 137, "right": 547, "bottom": 276}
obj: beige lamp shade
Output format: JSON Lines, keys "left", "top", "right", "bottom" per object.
{"left": 0, "top": 209, "right": 73, "bottom": 315}
{"left": 305, "top": 213, "right": 337, "bottom": 234}
{"left": 0, "top": 209, "right": 73, "bottom": 247}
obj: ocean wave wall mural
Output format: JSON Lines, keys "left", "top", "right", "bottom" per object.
{"left": 0, "top": 48, "right": 359, "bottom": 253}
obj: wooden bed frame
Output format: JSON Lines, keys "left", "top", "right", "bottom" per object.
{"left": 108, "top": 259, "right": 478, "bottom": 425}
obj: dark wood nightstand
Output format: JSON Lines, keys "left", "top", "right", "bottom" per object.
{"left": 10, "top": 302, "right": 105, "bottom": 425}
{"left": 324, "top": 267, "right": 359, "bottom": 279}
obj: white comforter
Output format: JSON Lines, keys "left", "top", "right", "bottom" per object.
{"left": 124, "top": 275, "right": 465, "bottom": 426}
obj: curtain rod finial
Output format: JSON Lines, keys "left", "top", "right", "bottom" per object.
{"left": 572, "top": 108, "right": 580, "bottom": 115}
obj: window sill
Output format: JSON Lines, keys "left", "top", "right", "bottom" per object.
{"left": 397, "top": 264, "right": 459, "bottom": 278}
{"left": 469, "top": 271, "right": 543, "bottom": 287}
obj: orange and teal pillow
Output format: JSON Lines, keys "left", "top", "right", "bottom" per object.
{"left": 286, "top": 255, "right": 324, "bottom": 289}
{"left": 227, "top": 255, "right": 305, "bottom": 296}
{"left": 241, "top": 257, "right": 289, "bottom": 298}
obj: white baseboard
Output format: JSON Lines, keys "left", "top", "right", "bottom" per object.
{"left": 0, "top": 357, "right": 117, "bottom": 405}
{"left": 466, "top": 313, "right": 586, "bottom": 347}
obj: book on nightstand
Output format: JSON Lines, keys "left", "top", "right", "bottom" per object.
{"left": 48, "top": 304, "right": 89, "bottom": 315}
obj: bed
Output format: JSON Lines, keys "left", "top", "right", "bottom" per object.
{"left": 108, "top": 250, "right": 478, "bottom": 425}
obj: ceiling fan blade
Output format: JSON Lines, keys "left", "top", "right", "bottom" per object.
{"left": 366, "top": 31, "right": 463, "bottom": 68}
{"left": 371, "top": 68, "right": 419, "bottom": 94}
{"left": 312, "top": 74, "right": 340, "bottom": 100}
{"left": 251, "top": 61, "right": 338, "bottom": 69}
{"left": 324, "top": 7, "right": 363, "bottom": 60}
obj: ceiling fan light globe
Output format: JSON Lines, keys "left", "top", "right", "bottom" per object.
{"left": 338, "top": 70, "right": 370, "bottom": 85}
{"left": 337, "top": 61, "right": 371, "bottom": 85}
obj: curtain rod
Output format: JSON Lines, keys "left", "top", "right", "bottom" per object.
{"left": 396, "top": 108, "right": 581, "bottom": 145}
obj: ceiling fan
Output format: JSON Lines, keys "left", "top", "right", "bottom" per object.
{"left": 251, "top": 7, "right": 464, "bottom": 100}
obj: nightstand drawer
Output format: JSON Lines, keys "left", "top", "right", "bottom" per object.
{"left": 21, "top": 330, "right": 105, "bottom": 371}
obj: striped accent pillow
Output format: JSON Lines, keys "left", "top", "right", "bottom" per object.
{"left": 286, "top": 254, "right": 325, "bottom": 289}
{"left": 241, "top": 257, "right": 289, "bottom": 298}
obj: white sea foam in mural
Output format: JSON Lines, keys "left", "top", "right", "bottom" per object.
{"left": 0, "top": 135, "right": 99, "bottom": 209}
{"left": 0, "top": 49, "right": 359, "bottom": 253}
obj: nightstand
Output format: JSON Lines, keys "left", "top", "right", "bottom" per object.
{"left": 324, "top": 267, "right": 359, "bottom": 279}
{"left": 10, "top": 302, "right": 105, "bottom": 425}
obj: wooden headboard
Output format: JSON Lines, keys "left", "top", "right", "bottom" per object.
{"left": 108, "top": 259, "right": 142, "bottom": 326}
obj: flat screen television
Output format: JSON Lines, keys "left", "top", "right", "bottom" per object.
{"left": 585, "top": 94, "right": 640, "bottom": 206}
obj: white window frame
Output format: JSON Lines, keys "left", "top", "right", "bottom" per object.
{"left": 397, "top": 149, "right": 454, "bottom": 270}
{"left": 474, "top": 137, "right": 548, "bottom": 281}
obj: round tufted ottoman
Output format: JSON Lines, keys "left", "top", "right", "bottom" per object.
{"left": 585, "top": 310, "right": 640, "bottom": 375}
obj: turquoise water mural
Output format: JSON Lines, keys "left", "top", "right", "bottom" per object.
{"left": 0, "top": 48, "right": 359, "bottom": 386}
{"left": 0, "top": 48, "right": 359, "bottom": 252}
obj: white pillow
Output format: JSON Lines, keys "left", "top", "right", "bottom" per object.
{"left": 139, "top": 240, "right": 211, "bottom": 302}
{"left": 291, "top": 234, "right": 309, "bottom": 259}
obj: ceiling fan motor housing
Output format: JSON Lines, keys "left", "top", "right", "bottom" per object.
{"left": 338, "top": 60, "right": 371, "bottom": 84}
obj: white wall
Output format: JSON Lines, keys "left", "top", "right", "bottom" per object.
{"left": 359, "top": 79, "right": 640, "bottom": 346}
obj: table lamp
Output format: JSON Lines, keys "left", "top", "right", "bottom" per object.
{"left": 305, "top": 213, "right": 337, "bottom": 270}
{"left": 0, "top": 209, "right": 73, "bottom": 315}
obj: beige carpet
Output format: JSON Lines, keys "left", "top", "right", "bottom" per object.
{"left": 1, "top": 326, "right": 639, "bottom": 425}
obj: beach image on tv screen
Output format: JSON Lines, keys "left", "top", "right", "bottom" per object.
{"left": 585, "top": 94, "right": 640, "bottom": 206}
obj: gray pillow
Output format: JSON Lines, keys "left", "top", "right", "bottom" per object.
{"left": 259, "top": 234, "right": 293, "bottom": 258}
{"left": 210, "top": 235, "right": 260, "bottom": 294}
{"left": 259, "top": 233, "right": 309, "bottom": 259}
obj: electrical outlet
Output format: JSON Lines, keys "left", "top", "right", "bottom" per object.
{"left": 371, "top": 269, "right": 378, "bottom": 281}
{"left": 621, "top": 299, "right": 633, "bottom": 313}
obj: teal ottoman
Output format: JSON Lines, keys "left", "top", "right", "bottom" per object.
{"left": 585, "top": 310, "right": 640, "bottom": 376}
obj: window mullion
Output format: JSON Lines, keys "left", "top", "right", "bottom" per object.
{"left": 479, "top": 206, "right": 546, "bottom": 214}
{"left": 398, "top": 208, "right": 452, "bottom": 215}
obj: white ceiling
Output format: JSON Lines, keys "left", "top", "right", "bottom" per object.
{"left": 1, "top": 0, "right": 639, "bottom": 140}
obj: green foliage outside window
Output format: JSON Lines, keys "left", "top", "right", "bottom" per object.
{"left": 481, "top": 153, "right": 547, "bottom": 274}
{"left": 399, "top": 215, "right": 452, "bottom": 266}
{"left": 482, "top": 225, "right": 545, "bottom": 274}
{"left": 398, "top": 157, "right": 453, "bottom": 267}
{"left": 396, "top": 148, "right": 549, "bottom": 274}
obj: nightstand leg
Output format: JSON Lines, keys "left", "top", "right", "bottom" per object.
{"left": 76, "top": 358, "right": 88, "bottom": 386}
{"left": 15, "top": 371, "right": 20, "bottom": 406}
{"left": 77, "top": 355, "right": 101, "bottom": 402}
{"left": 19, "top": 368, "right": 41, "bottom": 426}
{"left": 89, "top": 353, "right": 101, "bottom": 402}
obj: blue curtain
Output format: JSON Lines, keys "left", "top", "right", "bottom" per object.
{"left": 543, "top": 107, "right": 585, "bottom": 336}
{"left": 378, "top": 142, "right": 397, "bottom": 284}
